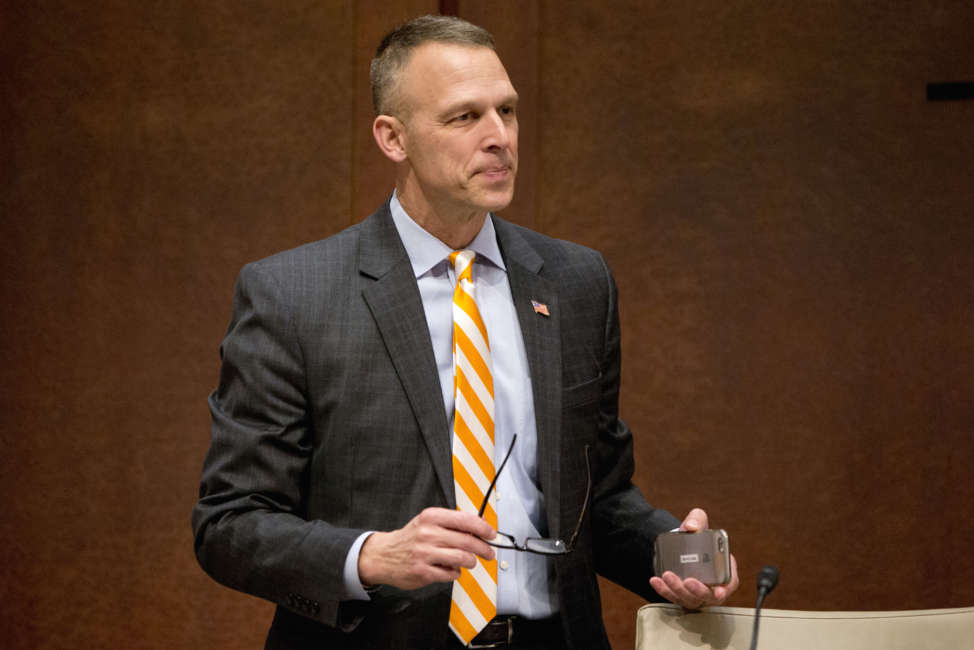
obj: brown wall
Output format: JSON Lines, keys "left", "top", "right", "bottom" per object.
{"left": 2, "top": 1, "right": 972, "bottom": 648}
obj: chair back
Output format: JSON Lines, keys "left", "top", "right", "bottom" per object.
{"left": 636, "top": 603, "right": 974, "bottom": 650}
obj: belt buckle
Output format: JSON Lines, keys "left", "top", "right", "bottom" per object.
{"left": 467, "top": 616, "right": 514, "bottom": 648}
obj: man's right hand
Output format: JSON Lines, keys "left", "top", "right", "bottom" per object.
{"left": 357, "top": 507, "right": 497, "bottom": 590}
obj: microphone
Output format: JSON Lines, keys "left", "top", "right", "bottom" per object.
{"left": 758, "top": 565, "right": 779, "bottom": 597}
{"left": 749, "top": 566, "right": 779, "bottom": 650}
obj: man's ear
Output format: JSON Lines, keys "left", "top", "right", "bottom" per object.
{"left": 373, "top": 115, "right": 407, "bottom": 163}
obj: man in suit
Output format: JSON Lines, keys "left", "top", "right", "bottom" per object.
{"left": 193, "top": 15, "right": 738, "bottom": 649}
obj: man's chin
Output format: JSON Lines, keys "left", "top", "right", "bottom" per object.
{"left": 478, "top": 187, "right": 516, "bottom": 214}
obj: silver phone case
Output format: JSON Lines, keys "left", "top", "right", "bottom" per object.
{"left": 653, "top": 529, "right": 732, "bottom": 586}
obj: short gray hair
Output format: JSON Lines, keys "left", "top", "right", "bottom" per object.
{"left": 370, "top": 15, "right": 495, "bottom": 116}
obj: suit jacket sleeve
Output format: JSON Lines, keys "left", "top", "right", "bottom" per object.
{"left": 588, "top": 253, "right": 681, "bottom": 601}
{"left": 191, "top": 260, "right": 363, "bottom": 628}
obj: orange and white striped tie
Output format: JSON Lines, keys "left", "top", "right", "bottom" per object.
{"left": 447, "top": 250, "right": 497, "bottom": 645}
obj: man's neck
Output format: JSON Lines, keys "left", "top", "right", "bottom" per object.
{"left": 396, "top": 186, "right": 487, "bottom": 250}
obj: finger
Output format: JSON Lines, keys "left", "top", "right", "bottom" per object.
{"left": 423, "top": 564, "right": 462, "bottom": 584}
{"left": 419, "top": 507, "right": 497, "bottom": 540}
{"left": 649, "top": 575, "right": 674, "bottom": 600}
{"left": 397, "top": 558, "right": 467, "bottom": 589}
{"left": 682, "top": 578, "right": 714, "bottom": 603}
{"left": 679, "top": 507, "right": 709, "bottom": 532}
{"left": 660, "top": 571, "right": 698, "bottom": 604}
{"left": 727, "top": 554, "right": 740, "bottom": 591}
{"left": 430, "top": 547, "right": 482, "bottom": 571}
{"left": 711, "top": 554, "right": 740, "bottom": 603}
{"left": 439, "top": 529, "right": 496, "bottom": 561}
{"left": 650, "top": 575, "right": 686, "bottom": 605}
{"left": 408, "top": 514, "right": 497, "bottom": 562}
{"left": 708, "top": 555, "right": 740, "bottom": 603}
{"left": 661, "top": 572, "right": 712, "bottom": 609}
{"left": 710, "top": 583, "right": 734, "bottom": 604}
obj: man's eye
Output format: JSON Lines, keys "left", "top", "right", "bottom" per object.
{"left": 454, "top": 113, "right": 471, "bottom": 122}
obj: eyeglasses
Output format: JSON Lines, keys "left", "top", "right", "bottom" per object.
{"left": 477, "top": 434, "right": 591, "bottom": 555}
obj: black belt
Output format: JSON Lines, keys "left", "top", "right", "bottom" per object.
{"left": 456, "top": 615, "right": 564, "bottom": 649}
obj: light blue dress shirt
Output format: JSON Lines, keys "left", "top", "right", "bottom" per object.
{"left": 341, "top": 194, "right": 558, "bottom": 618}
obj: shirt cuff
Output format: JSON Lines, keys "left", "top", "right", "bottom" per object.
{"left": 342, "top": 531, "right": 375, "bottom": 600}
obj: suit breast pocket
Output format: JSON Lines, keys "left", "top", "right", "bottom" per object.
{"left": 563, "top": 374, "right": 602, "bottom": 410}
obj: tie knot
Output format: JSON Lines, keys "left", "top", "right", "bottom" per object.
{"left": 449, "top": 249, "right": 476, "bottom": 282}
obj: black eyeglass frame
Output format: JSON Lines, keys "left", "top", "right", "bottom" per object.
{"left": 476, "top": 434, "right": 592, "bottom": 556}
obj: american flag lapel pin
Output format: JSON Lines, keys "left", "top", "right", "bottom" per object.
{"left": 531, "top": 299, "right": 550, "bottom": 317}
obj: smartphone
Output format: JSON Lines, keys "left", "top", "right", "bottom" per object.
{"left": 653, "top": 529, "right": 732, "bottom": 586}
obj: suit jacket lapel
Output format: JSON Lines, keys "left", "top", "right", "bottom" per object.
{"left": 493, "top": 218, "right": 565, "bottom": 538}
{"left": 358, "top": 204, "right": 455, "bottom": 507}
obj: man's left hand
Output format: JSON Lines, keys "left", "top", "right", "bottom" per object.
{"left": 648, "top": 508, "right": 740, "bottom": 609}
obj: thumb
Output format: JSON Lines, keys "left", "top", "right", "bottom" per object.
{"left": 679, "top": 507, "right": 709, "bottom": 532}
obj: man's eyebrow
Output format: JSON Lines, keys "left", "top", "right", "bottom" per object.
{"left": 439, "top": 93, "right": 520, "bottom": 119}
{"left": 439, "top": 101, "right": 475, "bottom": 119}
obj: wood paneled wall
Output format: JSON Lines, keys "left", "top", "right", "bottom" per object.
{"left": 2, "top": 2, "right": 971, "bottom": 647}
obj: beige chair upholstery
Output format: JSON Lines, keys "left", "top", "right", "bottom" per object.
{"left": 636, "top": 603, "right": 974, "bottom": 650}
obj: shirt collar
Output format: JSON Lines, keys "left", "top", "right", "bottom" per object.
{"left": 389, "top": 192, "right": 507, "bottom": 278}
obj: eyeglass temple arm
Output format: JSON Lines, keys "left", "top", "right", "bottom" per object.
{"left": 566, "top": 444, "right": 592, "bottom": 549}
{"left": 477, "top": 433, "right": 518, "bottom": 518}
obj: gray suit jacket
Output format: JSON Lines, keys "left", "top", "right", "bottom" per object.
{"left": 192, "top": 201, "right": 679, "bottom": 649}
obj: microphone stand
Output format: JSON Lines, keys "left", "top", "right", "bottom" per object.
{"left": 749, "top": 566, "right": 779, "bottom": 650}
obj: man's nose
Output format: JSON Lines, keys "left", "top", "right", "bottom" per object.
{"left": 480, "top": 109, "right": 514, "bottom": 150}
